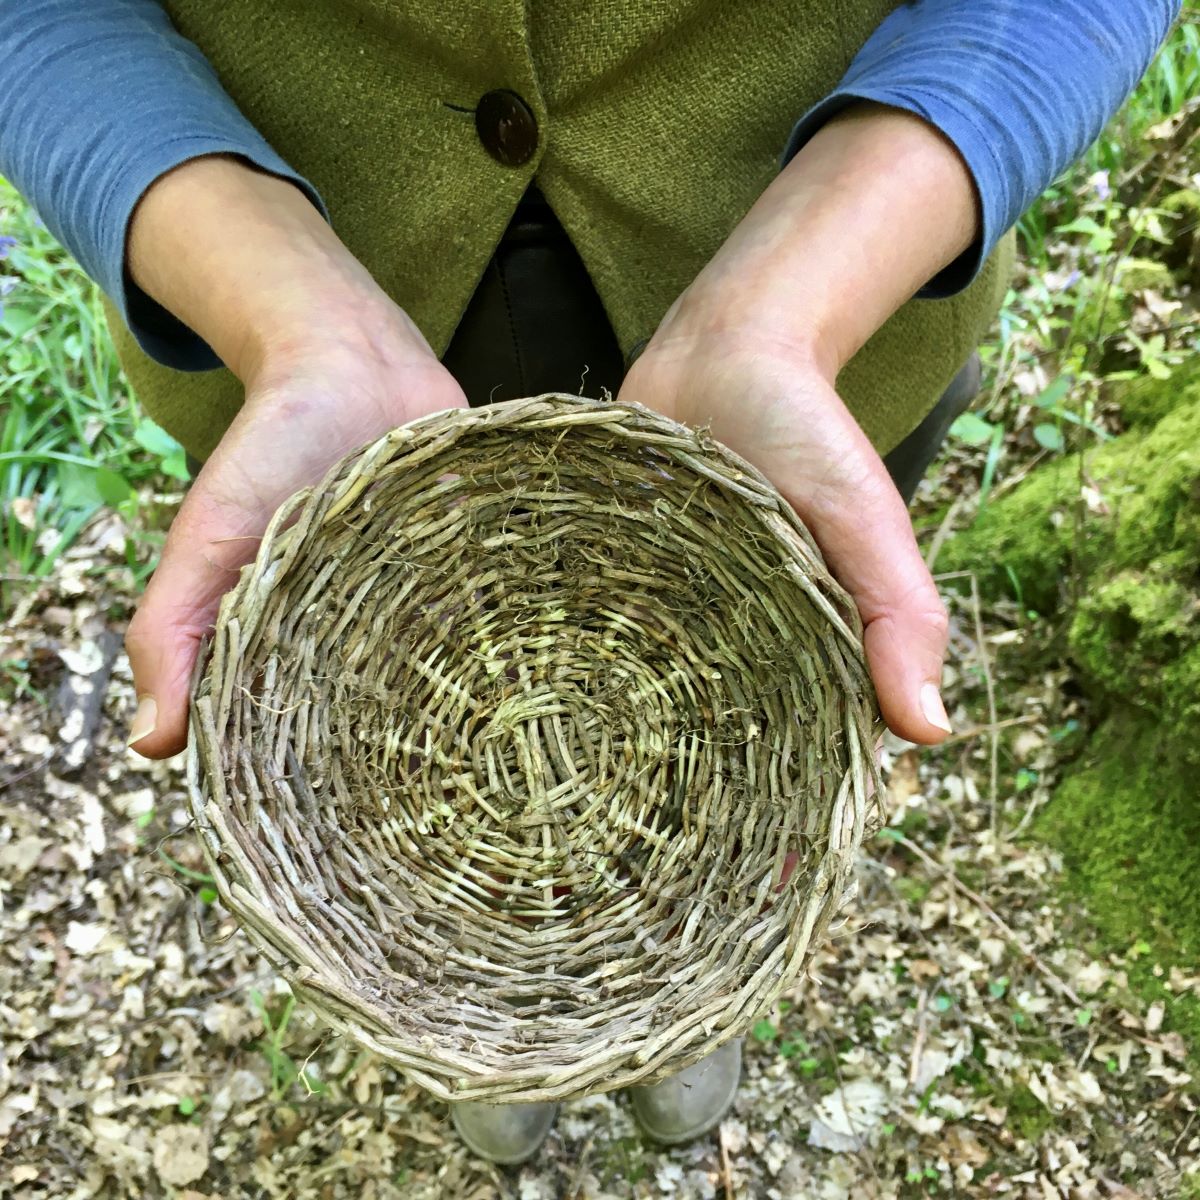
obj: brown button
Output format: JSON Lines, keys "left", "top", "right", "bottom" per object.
{"left": 475, "top": 90, "right": 539, "bottom": 167}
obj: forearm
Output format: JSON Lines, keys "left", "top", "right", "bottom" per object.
{"left": 668, "top": 102, "right": 977, "bottom": 375}
{"left": 128, "top": 155, "right": 376, "bottom": 383}
{"left": 0, "top": 0, "right": 323, "bottom": 369}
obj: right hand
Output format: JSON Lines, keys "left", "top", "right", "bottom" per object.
{"left": 123, "top": 157, "right": 466, "bottom": 757}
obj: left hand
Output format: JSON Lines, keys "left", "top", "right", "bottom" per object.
{"left": 618, "top": 102, "right": 981, "bottom": 744}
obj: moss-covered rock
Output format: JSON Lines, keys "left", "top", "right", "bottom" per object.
{"left": 1159, "top": 188, "right": 1200, "bottom": 284}
{"left": 940, "top": 363, "right": 1200, "bottom": 1022}
{"left": 1039, "top": 710, "right": 1200, "bottom": 957}
{"left": 941, "top": 364, "right": 1200, "bottom": 620}
{"left": 1115, "top": 256, "right": 1176, "bottom": 293}
{"left": 1111, "top": 345, "right": 1200, "bottom": 430}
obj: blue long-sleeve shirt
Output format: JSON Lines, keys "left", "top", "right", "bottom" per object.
{"left": 0, "top": 0, "right": 1181, "bottom": 370}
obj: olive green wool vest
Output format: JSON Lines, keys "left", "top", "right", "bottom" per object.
{"left": 109, "top": 0, "right": 1013, "bottom": 462}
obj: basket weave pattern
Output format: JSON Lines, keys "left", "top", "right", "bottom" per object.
{"left": 187, "top": 395, "right": 882, "bottom": 1102}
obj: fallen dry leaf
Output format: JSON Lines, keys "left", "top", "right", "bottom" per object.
{"left": 153, "top": 1125, "right": 209, "bottom": 1188}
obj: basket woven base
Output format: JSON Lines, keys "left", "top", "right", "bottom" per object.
{"left": 187, "top": 394, "right": 881, "bottom": 1102}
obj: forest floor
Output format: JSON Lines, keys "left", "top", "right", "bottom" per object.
{"left": 1, "top": 522, "right": 1197, "bottom": 1199}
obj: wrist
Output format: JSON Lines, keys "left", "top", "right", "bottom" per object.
{"left": 127, "top": 154, "right": 392, "bottom": 381}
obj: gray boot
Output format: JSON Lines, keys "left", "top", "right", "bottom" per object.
{"left": 450, "top": 1100, "right": 559, "bottom": 1165}
{"left": 628, "top": 1038, "right": 742, "bottom": 1145}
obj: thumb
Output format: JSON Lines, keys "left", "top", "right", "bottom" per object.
{"left": 792, "top": 440, "right": 952, "bottom": 745}
{"left": 125, "top": 364, "right": 467, "bottom": 758}
{"left": 124, "top": 469, "right": 278, "bottom": 758}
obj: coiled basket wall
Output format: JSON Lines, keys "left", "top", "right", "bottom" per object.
{"left": 186, "top": 394, "right": 883, "bottom": 1103}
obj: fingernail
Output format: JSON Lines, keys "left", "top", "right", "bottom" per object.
{"left": 920, "top": 683, "right": 952, "bottom": 735}
{"left": 128, "top": 696, "right": 158, "bottom": 747}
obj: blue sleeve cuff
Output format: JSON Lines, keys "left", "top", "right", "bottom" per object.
{"left": 0, "top": 0, "right": 328, "bottom": 372}
{"left": 783, "top": 0, "right": 1181, "bottom": 300}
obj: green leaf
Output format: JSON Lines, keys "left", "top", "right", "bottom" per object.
{"left": 751, "top": 1019, "right": 777, "bottom": 1043}
{"left": 1032, "top": 376, "right": 1072, "bottom": 410}
{"left": 988, "top": 976, "right": 1010, "bottom": 999}
{"left": 198, "top": 886, "right": 218, "bottom": 905}
{"left": 95, "top": 467, "right": 133, "bottom": 506}
{"left": 133, "top": 419, "right": 190, "bottom": 480}
{"left": 1033, "top": 423, "right": 1065, "bottom": 452}
{"left": 950, "top": 411, "right": 997, "bottom": 447}
{"left": 56, "top": 462, "right": 103, "bottom": 510}
{"left": 1058, "top": 216, "right": 1116, "bottom": 252}
{"left": 933, "top": 994, "right": 953, "bottom": 1013}
{"left": 1076, "top": 1008, "right": 1093, "bottom": 1027}
{"left": 779, "top": 1038, "right": 806, "bottom": 1059}
{"left": 0, "top": 305, "right": 39, "bottom": 337}
{"left": 977, "top": 424, "right": 1006, "bottom": 515}
{"left": 156, "top": 846, "right": 214, "bottom": 884}
{"left": 132, "top": 419, "right": 179, "bottom": 457}
{"left": 177, "top": 1096, "right": 197, "bottom": 1116}
{"left": 877, "top": 827, "right": 904, "bottom": 842}
{"left": 161, "top": 447, "right": 190, "bottom": 481}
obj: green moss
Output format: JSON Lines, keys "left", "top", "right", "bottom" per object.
{"left": 1070, "top": 574, "right": 1200, "bottom": 754}
{"left": 943, "top": 373, "right": 1200, "bottom": 1054}
{"left": 1037, "top": 712, "right": 1200, "bottom": 958}
{"left": 1115, "top": 256, "right": 1175, "bottom": 293}
{"left": 942, "top": 387, "right": 1200, "bottom": 651}
{"left": 1112, "top": 351, "right": 1200, "bottom": 429}
{"left": 594, "top": 1135, "right": 649, "bottom": 1186}
{"left": 1159, "top": 188, "right": 1200, "bottom": 281}
{"left": 936, "top": 458, "right": 1078, "bottom": 613}
{"left": 1003, "top": 1085, "right": 1056, "bottom": 1143}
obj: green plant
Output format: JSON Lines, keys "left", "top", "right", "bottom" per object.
{"left": 248, "top": 987, "right": 325, "bottom": 1101}
{"left": 0, "top": 178, "right": 184, "bottom": 601}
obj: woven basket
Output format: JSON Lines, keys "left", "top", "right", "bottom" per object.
{"left": 186, "top": 394, "right": 882, "bottom": 1103}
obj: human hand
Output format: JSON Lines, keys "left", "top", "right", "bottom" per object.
{"left": 619, "top": 104, "right": 981, "bottom": 743}
{"left": 124, "top": 158, "right": 466, "bottom": 757}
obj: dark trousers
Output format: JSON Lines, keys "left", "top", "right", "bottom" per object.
{"left": 443, "top": 186, "right": 980, "bottom": 505}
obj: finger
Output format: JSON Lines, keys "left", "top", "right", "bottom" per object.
{"left": 680, "top": 372, "right": 953, "bottom": 745}
{"left": 124, "top": 468, "right": 287, "bottom": 758}
{"left": 126, "top": 368, "right": 467, "bottom": 758}
{"left": 791, "top": 433, "right": 951, "bottom": 745}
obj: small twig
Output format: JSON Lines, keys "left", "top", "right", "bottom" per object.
{"left": 719, "top": 1121, "right": 735, "bottom": 1200}
{"left": 1009, "top": 780, "right": 1051, "bottom": 841}
{"left": 1076, "top": 1031, "right": 1100, "bottom": 1071}
{"left": 923, "top": 494, "right": 967, "bottom": 574}
{"left": 898, "top": 835, "right": 1084, "bottom": 1008}
{"left": 0, "top": 752, "right": 53, "bottom": 793}
{"left": 908, "top": 988, "right": 931, "bottom": 1087}
{"left": 818, "top": 1027, "right": 881, "bottom": 1189}
{"left": 1172, "top": 1110, "right": 1197, "bottom": 1159}
{"left": 968, "top": 574, "right": 1001, "bottom": 836}
{"left": 936, "top": 713, "right": 1037, "bottom": 749}
{"left": 567, "top": 1136, "right": 594, "bottom": 1200}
